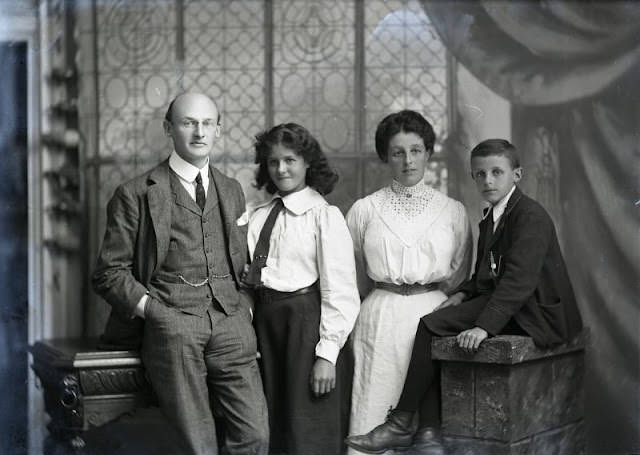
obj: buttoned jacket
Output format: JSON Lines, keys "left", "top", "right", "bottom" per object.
{"left": 457, "top": 187, "right": 583, "bottom": 347}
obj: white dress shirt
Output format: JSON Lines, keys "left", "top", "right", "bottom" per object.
{"left": 134, "top": 151, "right": 210, "bottom": 318}
{"left": 247, "top": 186, "right": 360, "bottom": 364}
{"left": 169, "top": 150, "right": 210, "bottom": 198}
{"left": 484, "top": 185, "right": 516, "bottom": 232}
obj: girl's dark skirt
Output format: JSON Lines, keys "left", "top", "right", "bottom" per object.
{"left": 254, "top": 286, "right": 352, "bottom": 455}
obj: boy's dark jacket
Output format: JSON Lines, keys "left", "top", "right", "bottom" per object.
{"left": 457, "top": 187, "right": 583, "bottom": 347}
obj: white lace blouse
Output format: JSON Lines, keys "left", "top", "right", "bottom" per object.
{"left": 346, "top": 179, "right": 473, "bottom": 296}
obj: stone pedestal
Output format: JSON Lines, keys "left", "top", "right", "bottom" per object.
{"left": 31, "top": 338, "right": 154, "bottom": 454}
{"left": 432, "top": 332, "right": 586, "bottom": 455}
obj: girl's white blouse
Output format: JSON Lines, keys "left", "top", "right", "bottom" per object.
{"left": 247, "top": 186, "right": 360, "bottom": 364}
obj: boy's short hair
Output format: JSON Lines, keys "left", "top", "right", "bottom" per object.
{"left": 470, "top": 139, "right": 520, "bottom": 168}
{"left": 374, "top": 110, "right": 436, "bottom": 162}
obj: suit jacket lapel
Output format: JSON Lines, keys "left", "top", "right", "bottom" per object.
{"left": 147, "top": 161, "right": 172, "bottom": 272}
{"left": 171, "top": 176, "right": 202, "bottom": 215}
{"left": 211, "top": 166, "right": 236, "bottom": 230}
{"left": 486, "top": 186, "right": 523, "bottom": 251}
{"left": 210, "top": 166, "right": 242, "bottom": 277}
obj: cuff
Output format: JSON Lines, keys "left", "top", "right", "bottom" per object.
{"left": 315, "top": 339, "right": 340, "bottom": 365}
{"left": 133, "top": 294, "right": 149, "bottom": 319}
{"left": 474, "top": 304, "right": 509, "bottom": 336}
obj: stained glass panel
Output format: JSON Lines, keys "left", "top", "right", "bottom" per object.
{"left": 91, "top": 0, "right": 449, "bottom": 213}
{"left": 95, "top": 0, "right": 180, "bottom": 199}
{"left": 272, "top": 0, "right": 356, "bottom": 156}
{"left": 183, "top": 0, "right": 266, "bottom": 174}
{"left": 364, "top": 0, "right": 449, "bottom": 163}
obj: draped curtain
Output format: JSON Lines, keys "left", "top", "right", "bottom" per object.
{"left": 420, "top": 1, "right": 640, "bottom": 453}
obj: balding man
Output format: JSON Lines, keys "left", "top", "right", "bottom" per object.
{"left": 93, "top": 93, "right": 269, "bottom": 455}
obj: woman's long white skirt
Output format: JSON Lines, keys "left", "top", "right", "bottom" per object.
{"left": 348, "top": 288, "right": 446, "bottom": 454}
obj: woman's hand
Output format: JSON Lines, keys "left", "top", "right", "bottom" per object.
{"left": 310, "top": 357, "right": 336, "bottom": 397}
{"left": 434, "top": 291, "right": 466, "bottom": 311}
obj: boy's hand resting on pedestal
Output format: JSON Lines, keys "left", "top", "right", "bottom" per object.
{"left": 457, "top": 327, "right": 488, "bottom": 353}
{"left": 310, "top": 357, "right": 336, "bottom": 397}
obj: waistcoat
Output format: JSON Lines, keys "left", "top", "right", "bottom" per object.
{"left": 148, "top": 170, "right": 239, "bottom": 316}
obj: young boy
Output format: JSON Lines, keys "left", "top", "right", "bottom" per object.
{"left": 345, "top": 139, "right": 583, "bottom": 455}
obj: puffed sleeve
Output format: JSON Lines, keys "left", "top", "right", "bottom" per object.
{"left": 441, "top": 200, "right": 474, "bottom": 294}
{"left": 315, "top": 205, "right": 361, "bottom": 364}
{"left": 345, "top": 198, "right": 374, "bottom": 298}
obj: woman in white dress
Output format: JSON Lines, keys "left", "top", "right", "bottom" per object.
{"left": 346, "top": 110, "right": 473, "bottom": 451}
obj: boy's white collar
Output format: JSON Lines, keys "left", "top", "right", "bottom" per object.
{"left": 485, "top": 185, "right": 517, "bottom": 222}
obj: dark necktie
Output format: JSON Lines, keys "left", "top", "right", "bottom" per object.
{"left": 195, "top": 172, "right": 206, "bottom": 212}
{"left": 484, "top": 208, "right": 495, "bottom": 245}
{"left": 477, "top": 208, "right": 495, "bottom": 290}
{"left": 244, "top": 198, "right": 285, "bottom": 288}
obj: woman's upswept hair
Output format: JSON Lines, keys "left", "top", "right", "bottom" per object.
{"left": 254, "top": 123, "right": 339, "bottom": 195}
{"left": 374, "top": 110, "right": 436, "bottom": 162}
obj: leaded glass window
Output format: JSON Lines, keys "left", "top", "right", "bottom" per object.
{"left": 88, "top": 0, "right": 451, "bottom": 223}
{"left": 83, "top": 0, "right": 452, "bottom": 332}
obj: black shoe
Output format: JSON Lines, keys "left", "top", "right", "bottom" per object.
{"left": 406, "top": 427, "right": 445, "bottom": 455}
{"left": 344, "top": 409, "right": 416, "bottom": 454}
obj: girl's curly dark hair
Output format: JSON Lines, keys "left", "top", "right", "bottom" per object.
{"left": 254, "top": 123, "right": 339, "bottom": 195}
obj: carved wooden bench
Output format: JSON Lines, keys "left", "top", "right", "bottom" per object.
{"left": 432, "top": 331, "right": 587, "bottom": 455}
{"left": 30, "top": 338, "right": 154, "bottom": 453}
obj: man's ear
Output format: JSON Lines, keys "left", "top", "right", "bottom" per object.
{"left": 214, "top": 124, "right": 221, "bottom": 138}
{"left": 163, "top": 119, "right": 172, "bottom": 137}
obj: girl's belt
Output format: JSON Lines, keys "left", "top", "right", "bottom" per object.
{"left": 258, "top": 281, "right": 319, "bottom": 302}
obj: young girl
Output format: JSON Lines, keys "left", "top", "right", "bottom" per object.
{"left": 244, "top": 123, "right": 360, "bottom": 455}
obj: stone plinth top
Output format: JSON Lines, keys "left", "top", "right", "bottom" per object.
{"left": 432, "top": 330, "right": 587, "bottom": 365}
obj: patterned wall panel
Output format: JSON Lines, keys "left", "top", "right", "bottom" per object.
{"left": 95, "top": 0, "right": 177, "bottom": 183}
{"left": 183, "top": 0, "right": 265, "bottom": 198}
{"left": 90, "top": 0, "right": 448, "bottom": 212}
{"left": 272, "top": 0, "right": 356, "bottom": 155}
{"left": 324, "top": 157, "right": 360, "bottom": 214}
{"left": 87, "top": 0, "right": 452, "bottom": 225}
{"left": 363, "top": 0, "right": 449, "bottom": 193}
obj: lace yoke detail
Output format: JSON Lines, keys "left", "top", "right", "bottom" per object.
{"left": 373, "top": 180, "right": 437, "bottom": 221}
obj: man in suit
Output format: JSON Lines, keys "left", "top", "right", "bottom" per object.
{"left": 93, "top": 92, "right": 269, "bottom": 455}
{"left": 345, "top": 139, "right": 583, "bottom": 455}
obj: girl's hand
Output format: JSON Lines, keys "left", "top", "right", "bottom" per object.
{"left": 310, "top": 357, "right": 336, "bottom": 397}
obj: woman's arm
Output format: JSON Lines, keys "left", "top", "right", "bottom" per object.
{"left": 346, "top": 199, "right": 374, "bottom": 299}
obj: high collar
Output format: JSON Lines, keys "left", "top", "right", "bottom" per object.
{"left": 256, "top": 186, "right": 326, "bottom": 215}
{"left": 390, "top": 177, "right": 430, "bottom": 198}
{"left": 169, "top": 151, "right": 210, "bottom": 186}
